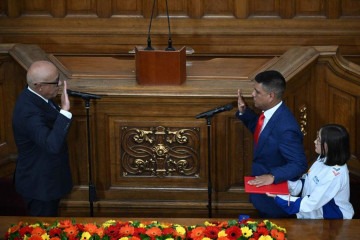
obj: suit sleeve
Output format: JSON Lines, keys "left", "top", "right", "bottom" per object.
{"left": 25, "top": 111, "right": 71, "bottom": 154}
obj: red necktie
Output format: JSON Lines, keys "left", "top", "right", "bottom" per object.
{"left": 254, "top": 112, "right": 265, "bottom": 144}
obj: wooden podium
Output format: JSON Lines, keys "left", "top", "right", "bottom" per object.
{"left": 135, "top": 46, "right": 186, "bottom": 85}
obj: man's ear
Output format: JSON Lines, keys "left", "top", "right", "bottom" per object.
{"left": 268, "top": 91, "right": 276, "bottom": 102}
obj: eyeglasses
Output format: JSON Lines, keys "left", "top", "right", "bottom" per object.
{"left": 37, "top": 75, "right": 60, "bottom": 86}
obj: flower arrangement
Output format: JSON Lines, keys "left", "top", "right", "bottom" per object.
{"left": 5, "top": 218, "right": 286, "bottom": 240}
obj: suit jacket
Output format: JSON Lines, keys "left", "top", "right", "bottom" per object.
{"left": 12, "top": 88, "right": 73, "bottom": 201}
{"left": 236, "top": 102, "right": 308, "bottom": 217}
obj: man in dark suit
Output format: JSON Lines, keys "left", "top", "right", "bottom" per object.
{"left": 12, "top": 60, "right": 73, "bottom": 216}
{"left": 236, "top": 70, "right": 308, "bottom": 218}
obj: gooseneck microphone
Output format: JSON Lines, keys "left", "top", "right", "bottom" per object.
{"left": 145, "top": 0, "right": 156, "bottom": 50}
{"left": 196, "top": 103, "right": 233, "bottom": 119}
{"left": 67, "top": 89, "right": 101, "bottom": 100}
{"left": 165, "top": 0, "right": 175, "bottom": 51}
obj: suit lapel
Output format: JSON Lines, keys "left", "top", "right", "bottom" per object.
{"left": 254, "top": 104, "right": 285, "bottom": 156}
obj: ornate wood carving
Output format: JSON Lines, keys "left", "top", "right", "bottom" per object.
{"left": 120, "top": 126, "right": 200, "bottom": 178}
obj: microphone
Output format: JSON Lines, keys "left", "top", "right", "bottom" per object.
{"left": 165, "top": 0, "right": 175, "bottom": 51}
{"left": 67, "top": 89, "right": 101, "bottom": 100}
{"left": 196, "top": 103, "right": 233, "bottom": 119}
{"left": 145, "top": 0, "right": 156, "bottom": 50}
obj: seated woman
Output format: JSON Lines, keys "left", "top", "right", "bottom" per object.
{"left": 268, "top": 124, "right": 354, "bottom": 219}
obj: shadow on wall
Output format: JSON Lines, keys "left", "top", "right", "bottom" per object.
{"left": 0, "top": 177, "right": 27, "bottom": 216}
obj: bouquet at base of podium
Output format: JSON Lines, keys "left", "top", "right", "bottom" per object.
{"left": 5, "top": 218, "right": 287, "bottom": 240}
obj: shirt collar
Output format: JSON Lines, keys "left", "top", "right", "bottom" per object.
{"left": 263, "top": 101, "right": 282, "bottom": 119}
{"left": 28, "top": 86, "right": 48, "bottom": 103}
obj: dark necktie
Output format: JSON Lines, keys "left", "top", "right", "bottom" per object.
{"left": 48, "top": 100, "right": 57, "bottom": 110}
{"left": 254, "top": 112, "right": 265, "bottom": 144}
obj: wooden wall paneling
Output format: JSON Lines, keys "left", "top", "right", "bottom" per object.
{"left": 51, "top": 0, "right": 66, "bottom": 18}
{"left": 249, "top": 0, "right": 281, "bottom": 18}
{"left": 295, "top": 0, "right": 326, "bottom": 18}
{"left": 0, "top": 56, "right": 26, "bottom": 177}
{"left": 187, "top": 0, "right": 203, "bottom": 19}
{"left": 66, "top": 0, "right": 97, "bottom": 17}
{"left": 327, "top": 0, "right": 341, "bottom": 18}
{"left": 203, "top": 0, "right": 235, "bottom": 18}
{"left": 110, "top": 0, "right": 144, "bottom": 18}
{"left": 21, "top": 0, "right": 52, "bottom": 17}
{"left": 96, "top": 0, "right": 111, "bottom": 18}
{"left": 6, "top": 0, "right": 20, "bottom": 17}
{"left": 284, "top": 69, "right": 314, "bottom": 161}
{"left": 158, "top": 0, "right": 189, "bottom": 18}
{"left": 328, "top": 85, "right": 356, "bottom": 138}
{"left": 234, "top": 0, "right": 249, "bottom": 18}
{"left": 0, "top": 0, "right": 5, "bottom": 16}
{"left": 279, "top": 0, "right": 295, "bottom": 19}
{"left": 326, "top": 71, "right": 359, "bottom": 154}
{"left": 341, "top": 0, "right": 360, "bottom": 17}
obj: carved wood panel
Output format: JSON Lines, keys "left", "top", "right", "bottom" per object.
{"left": 1, "top": 0, "right": 359, "bottom": 19}
{"left": 108, "top": 117, "right": 207, "bottom": 188}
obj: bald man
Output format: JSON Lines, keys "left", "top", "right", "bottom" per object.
{"left": 12, "top": 60, "right": 73, "bottom": 216}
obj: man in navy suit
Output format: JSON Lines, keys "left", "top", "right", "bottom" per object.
{"left": 236, "top": 70, "right": 308, "bottom": 218}
{"left": 12, "top": 60, "right": 73, "bottom": 216}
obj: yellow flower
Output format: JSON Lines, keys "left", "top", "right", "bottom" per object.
{"left": 259, "top": 235, "right": 273, "bottom": 240}
{"left": 204, "top": 221, "right": 215, "bottom": 227}
{"left": 276, "top": 226, "right": 287, "bottom": 233}
{"left": 165, "top": 238, "right": 174, "bottom": 240}
{"left": 202, "top": 238, "right": 211, "bottom": 240}
{"left": 80, "top": 232, "right": 91, "bottom": 240}
{"left": 119, "top": 237, "right": 129, "bottom": 240}
{"left": 175, "top": 225, "right": 186, "bottom": 235}
{"left": 102, "top": 220, "right": 116, "bottom": 228}
{"left": 241, "top": 226, "right": 253, "bottom": 238}
{"left": 29, "top": 224, "right": 40, "bottom": 228}
{"left": 41, "top": 233, "right": 50, "bottom": 240}
{"left": 246, "top": 221, "right": 256, "bottom": 225}
{"left": 218, "top": 230, "right": 227, "bottom": 237}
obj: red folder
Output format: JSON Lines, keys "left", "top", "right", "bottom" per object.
{"left": 244, "top": 176, "right": 289, "bottom": 195}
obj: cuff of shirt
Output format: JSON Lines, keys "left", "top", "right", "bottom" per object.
{"left": 60, "top": 109, "right": 72, "bottom": 119}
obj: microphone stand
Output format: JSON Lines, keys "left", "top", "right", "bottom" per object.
{"left": 165, "top": 0, "right": 175, "bottom": 51}
{"left": 199, "top": 115, "right": 214, "bottom": 218}
{"left": 206, "top": 116, "right": 213, "bottom": 218}
{"left": 83, "top": 98, "right": 97, "bottom": 217}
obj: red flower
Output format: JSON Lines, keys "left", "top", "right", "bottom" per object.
{"left": 133, "top": 227, "right": 146, "bottom": 237}
{"left": 256, "top": 226, "right": 269, "bottom": 236}
{"left": 162, "top": 227, "right": 175, "bottom": 236}
{"left": 119, "top": 225, "right": 135, "bottom": 237}
{"left": 271, "top": 229, "right": 285, "bottom": 240}
{"left": 145, "top": 227, "right": 162, "bottom": 238}
{"left": 63, "top": 225, "right": 79, "bottom": 239}
{"left": 48, "top": 228, "right": 62, "bottom": 238}
{"left": 28, "top": 235, "right": 43, "bottom": 240}
{"left": 225, "top": 226, "right": 242, "bottom": 240}
{"left": 19, "top": 226, "right": 33, "bottom": 237}
{"left": 31, "top": 227, "right": 46, "bottom": 237}
{"left": 190, "top": 226, "right": 205, "bottom": 240}
{"left": 49, "top": 237, "right": 61, "bottom": 240}
{"left": 83, "top": 223, "right": 98, "bottom": 235}
{"left": 104, "top": 225, "right": 120, "bottom": 239}
{"left": 204, "top": 226, "right": 220, "bottom": 239}
{"left": 58, "top": 220, "right": 73, "bottom": 229}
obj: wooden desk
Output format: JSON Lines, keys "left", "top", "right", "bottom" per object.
{"left": 0, "top": 216, "right": 358, "bottom": 239}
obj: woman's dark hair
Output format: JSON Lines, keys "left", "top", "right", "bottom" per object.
{"left": 320, "top": 124, "right": 350, "bottom": 166}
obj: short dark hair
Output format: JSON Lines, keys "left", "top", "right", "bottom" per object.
{"left": 254, "top": 70, "right": 286, "bottom": 99}
{"left": 320, "top": 124, "right": 350, "bottom": 166}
